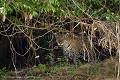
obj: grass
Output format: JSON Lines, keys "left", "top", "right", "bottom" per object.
{"left": 0, "top": 56, "right": 119, "bottom": 80}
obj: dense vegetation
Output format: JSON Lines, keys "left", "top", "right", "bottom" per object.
{"left": 0, "top": 0, "right": 120, "bottom": 79}
{"left": 0, "top": 0, "right": 120, "bottom": 21}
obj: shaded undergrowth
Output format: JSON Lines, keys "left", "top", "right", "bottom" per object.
{"left": 0, "top": 56, "right": 118, "bottom": 80}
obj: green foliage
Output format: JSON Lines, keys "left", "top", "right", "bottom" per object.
{"left": 81, "top": 63, "right": 103, "bottom": 76}
{"left": 115, "top": 0, "right": 120, "bottom": 3}
{"left": 0, "top": 68, "right": 13, "bottom": 77}
{"left": 55, "top": 58, "right": 69, "bottom": 66}
{"left": 0, "top": 0, "right": 119, "bottom": 21}
{"left": 49, "top": 66, "right": 62, "bottom": 74}
{"left": 45, "top": 52, "right": 55, "bottom": 66}
{"left": 38, "top": 64, "right": 47, "bottom": 73}
{"left": 88, "top": 65, "right": 102, "bottom": 76}
{"left": 101, "top": 12, "right": 119, "bottom": 21}
{"left": 0, "top": 69, "right": 7, "bottom": 77}
{"left": 26, "top": 69, "right": 34, "bottom": 76}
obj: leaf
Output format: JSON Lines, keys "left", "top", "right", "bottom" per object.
{"left": 1, "top": 3, "right": 7, "bottom": 15}
{"left": 0, "top": 7, "right": 3, "bottom": 14}
{"left": 49, "top": 0, "right": 55, "bottom": 4}
{"left": 50, "top": 5, "right": 56, "bottom": 12}
{"left": 32, "top": 11, "right": 38, "bottom": 16}
{"left": 101, "top": 12, "right": 110, "bottom": 20}
{"left": 79, "top": 3, "right": 86, "bottom": 12}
